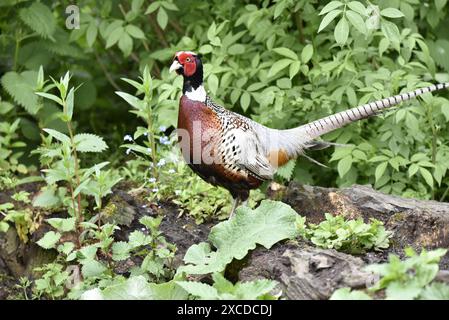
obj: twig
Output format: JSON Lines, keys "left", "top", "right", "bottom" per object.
{"left": 293, "top": 11, "right": 305, "bottom": 44}
{"left": 148, "top": 14, "right": 169, "bottom": 47}
{"left": 94, "top": 51, "right": 122, "bottom": 91}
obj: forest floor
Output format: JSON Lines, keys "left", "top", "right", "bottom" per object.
{"left": 1, "top": 181, "right": 449, "bottom": 299}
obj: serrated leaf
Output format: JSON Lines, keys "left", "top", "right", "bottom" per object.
{"left": 33, "top": 188, "right": 60, "bottom": 208}
{"left": 1, "top": 71, "right": 40, "bottom": 114}
{"left": 37, "top": 231, "right": 61, "bottom": 249}
{"left": 111, "top": 241, "right": 131, "bottom": 261}
{"left": 318, "top": 10, "right": 342, "bottom": 32}
{"left": 47, "top": 217, "right": 76, "bottom": 232}
{"left": 19, "top": 2, "right": 56, "bottom": 39}
{"left": 176, "top": 281, "right": 219, "bottom": 300}
{"left": 180, "top": 200, "right": 298, "bottom": 275}
{"left": 81, "top": 260, "right": 107, "bottom": 278}
{"left": 330, "top": 287, "right": 372, "bottom": 300}
{"left": 74, "top": 133, "right": 108, "bottom": 153}
{"left": 276, "top": 159, "right": 296, "bottom": 180}
{"left": 100, "top": 276, "right": 156, "bottom": 300}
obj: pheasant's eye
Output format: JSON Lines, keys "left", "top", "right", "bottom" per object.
{"left": 186, "top": 57, "right": 191, "bottom": 62}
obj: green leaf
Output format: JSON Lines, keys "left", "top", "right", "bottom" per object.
{"left": 35, "top": 92, "right": 63, "bottom": 105}
{"left": 19, "top": 2, "right": 56, "bottom": 39}
{"left": 145, "top": 2, "right": 160, "bottom": 14}
{"left": 125, "top": 25, "right": 145, "bottom": 39}
{"left": 37, "top": 231, "right": 61, "bottom": 249}
{"left": 2, "top": 71, "right": 40, "bottom": 115}
{"left": 118, "top": 32, "right": 133, "bottom": 57}
{"left": 111, "top": 241, "right": 131, "bottom": 261}
{"left": 86, "top": 21, "right": 98, "bottom": 47}
{"left": 381, "top": 20, "right": 400, "bottom": 43}
{"left": 208, "top": 74, "right": 219, "bottom": 95}
{"left": 176, "top": 281, "right": 219, "bottom": 300}
{"left": 43, "top": 128, "right": 71, "bottom": 144}
{"left": 334, "top": 16, "right": 349, "bottom": 45}
{"left": 74, "top": 133, "right": 108, "bottom": 153}
{"left": 65, "top": 87, "right": 74, "bottom": 121}
{"left": 99, "top": 276, "right": 156, "bottom": 300}
{"left": 240, "top": 92, "right": 251, "bottom": 111}
{"left": 380, "top": 8, "right": 404, "bottom": 18}
{"left": 419, "top": 167, "right": 434, "bottom": 188}
{"left": 115, "top": 91, "right": 144, "bottom": 109}
{"left": 420, "top": 282, "right": 449, "bottom": 300}
{"left": 375, "top": 161, "right": 388, "bottom": 182}
{"left": 267, "top": 59, "right": 293, "bottom": 77}
{"left": 47, "top": 217, "right": 76, "bottom": 232}
{"left": 106, "top": 27, "right": 124, "bottom": 48}
{"left": 337, "top": 155, "right": 353, "bottom": 177}
{"left": 228, "top": 44, "right": 245, "bottom": 55}
{"left": 301, "top": 44, "right": 314, "bottom": 63}
{"left": 276, "top": 159, "right": 296, "bottom": 180}
{"left": 318, "top": 10, "right": 342, "bottom": 32}
{"left": 157, "top": 7, "right": 168, "bottom": 29}
{"left": 0, "top": 222, "right": 10, "bottom": 233}
{"left": 289, "top": 61, "right": 301, "bottom": 79}
{"left": 319, "top": 1, "right": 344, "bottom": 15}
{"left": 272, "top": 47, "right": 298, "bottom": 60}
{"left": 81, "top": 260, "right": 107, "bottom": 278}
{"left": 180, "top": 200, "right": 298, "bottom": 275}
{"left": 346, "top": 10, "right": 367, "bottom": 34}
{"left": 347, "top": 1, "right": 367, "bottom": 16}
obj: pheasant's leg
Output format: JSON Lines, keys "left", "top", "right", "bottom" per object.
{"left": 229, "top": 197, "right": 241, "bottom": 219}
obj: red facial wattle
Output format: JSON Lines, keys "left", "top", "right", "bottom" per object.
{"left": 176, "top": 52, "right": 197, "bottom": 77}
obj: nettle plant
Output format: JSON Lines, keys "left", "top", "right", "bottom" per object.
{"left": 331, "top": 248, "right": 449, "bottom": 300}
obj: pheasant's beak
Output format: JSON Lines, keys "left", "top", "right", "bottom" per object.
{"left": 169, "top": 60, "right": 182, "bottom": 73}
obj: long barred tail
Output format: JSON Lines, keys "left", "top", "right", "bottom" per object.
{"left": 298, "top": 82, "right": 449, "bottom": 140}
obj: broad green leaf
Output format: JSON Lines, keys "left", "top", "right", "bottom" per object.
{"left": 381, "top": 20, "right": 400, "bottom": 43}
{"left": 74, "top": 133, "right": 108, "bottom": 153}
{"left": 111, "top": 241, "right": 131, "bottom": 261}
{"left": 47, "top": 217, "right": 76, "bottom": 232}
{"left": 337, "top": 155, "right": 353, "bottom": 177}
{"left": 289, "top": 61, "right": 301, "bottom": 79}
{"left": 334, "top": 17, "right": 349, "bottom": 45}
{"left": 347, "top": 1, "right": 367, "bottom": 16}
{"left": 375, "top": 161, "right": 388, "bottom": 182}
{"left": 380, "top": 8, "right": 404, "bottom": 18}
{"left": 272, "top": 47, "right": 298, "bottom": 60}
{"left": 419, "top": 167, "right": 434, "bottom": 188}
{"left": 115, "top": 91, "right": 144, "bottom": 109}
{"left": 240, "top": 92, "right": 251, "bottom": 111}
{"left": 301, "top": 44, "right": 314, "bottom": 63}
{"left": 118, "top": 32, "right": 133, "bottom": 57}
{"left": 19, "top": 2, "right": 56, "bottom": 39}
{"left": 86, "top": 21, "right": 98, "bottom": 47}
{"left": 346, "top": 10, "right": 367, "bottom": 34}
{"left": 318, "top": 10, "right": 342, "bottom": 32}
{"left": 267, "top": 59, "right": 293, "bottom": 77}
{"left": 319, "top": 1, "right": 344, "bottom": 15}
{"left": 37, "top": 231, "right": 61, "bottom": 249}
{"left": 2, "top": 71, "right": 41, "bottom": 114}
{"left": 208, "top": 74, "right": 219, "bottom": 95}
{"left": 180, "top": 200, "right": 298, "bottom": 275}
{"left": 81, "top": 260, "right": 107, "bottom": 278}
{"left": 176, "top": 281, "right": 219, "bottom": 300}
{"left": 157, "top": 7, "right": 168, "bottom": 29}
{"left": 125, "top": 25, "right": 145, "bottom": 39}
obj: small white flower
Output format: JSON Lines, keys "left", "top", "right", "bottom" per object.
{"left": 141, "top": 227, "right": 146, "bottom": 231}
{"left": 148, "top": 177, "right": 156, "bottom": 183}
{"left": 143, "top": 132, "right": 148, "bottom": 136}
{"left": 152, "top": 188, "right": 159, "bottom": 193}
{"left": 175, "top": 190, "right": 181, "bottom": 195}
{"left": 159, "top": 125, "right": 167, "bottom": 132}
{"left": 123, "top": 134, "right": 133, "bottom": 142}
{"left": 157, "top": 159, "right": 166, "bottom": 167}
{"left": 168, "top": 169, "right": 175, "bottom": 174}
{"left": 147, "top": 147, "right": 152, "bottom": 154}
{"left": 159, "top": 136, "right": 170, "bottom": 145}
{"left": 126, "top": 148, "right": 131, "bottom": 155}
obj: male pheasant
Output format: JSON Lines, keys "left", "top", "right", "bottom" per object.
{"left": 170, "top": 51, "right": 449, "bottom": 217}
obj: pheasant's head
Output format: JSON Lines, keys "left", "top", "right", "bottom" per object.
{"left": 169, "top": 51, "right": 202, "bottom": 77}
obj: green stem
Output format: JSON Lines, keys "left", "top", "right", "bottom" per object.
{"left": 440, "top": 184, "right": 449, "bottom": 202}
{"left": 145, "top": 98, "right": 158, "bottom": 178}
{"left": 13, "top": 32, "right": 21, "bottom": 71}
{"left": 427, "top": 103, "right": 437, "bottom": 200}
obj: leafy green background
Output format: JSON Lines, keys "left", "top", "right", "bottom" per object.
{"left": 1, "top": 0, "right": 449, "bottom": 200}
